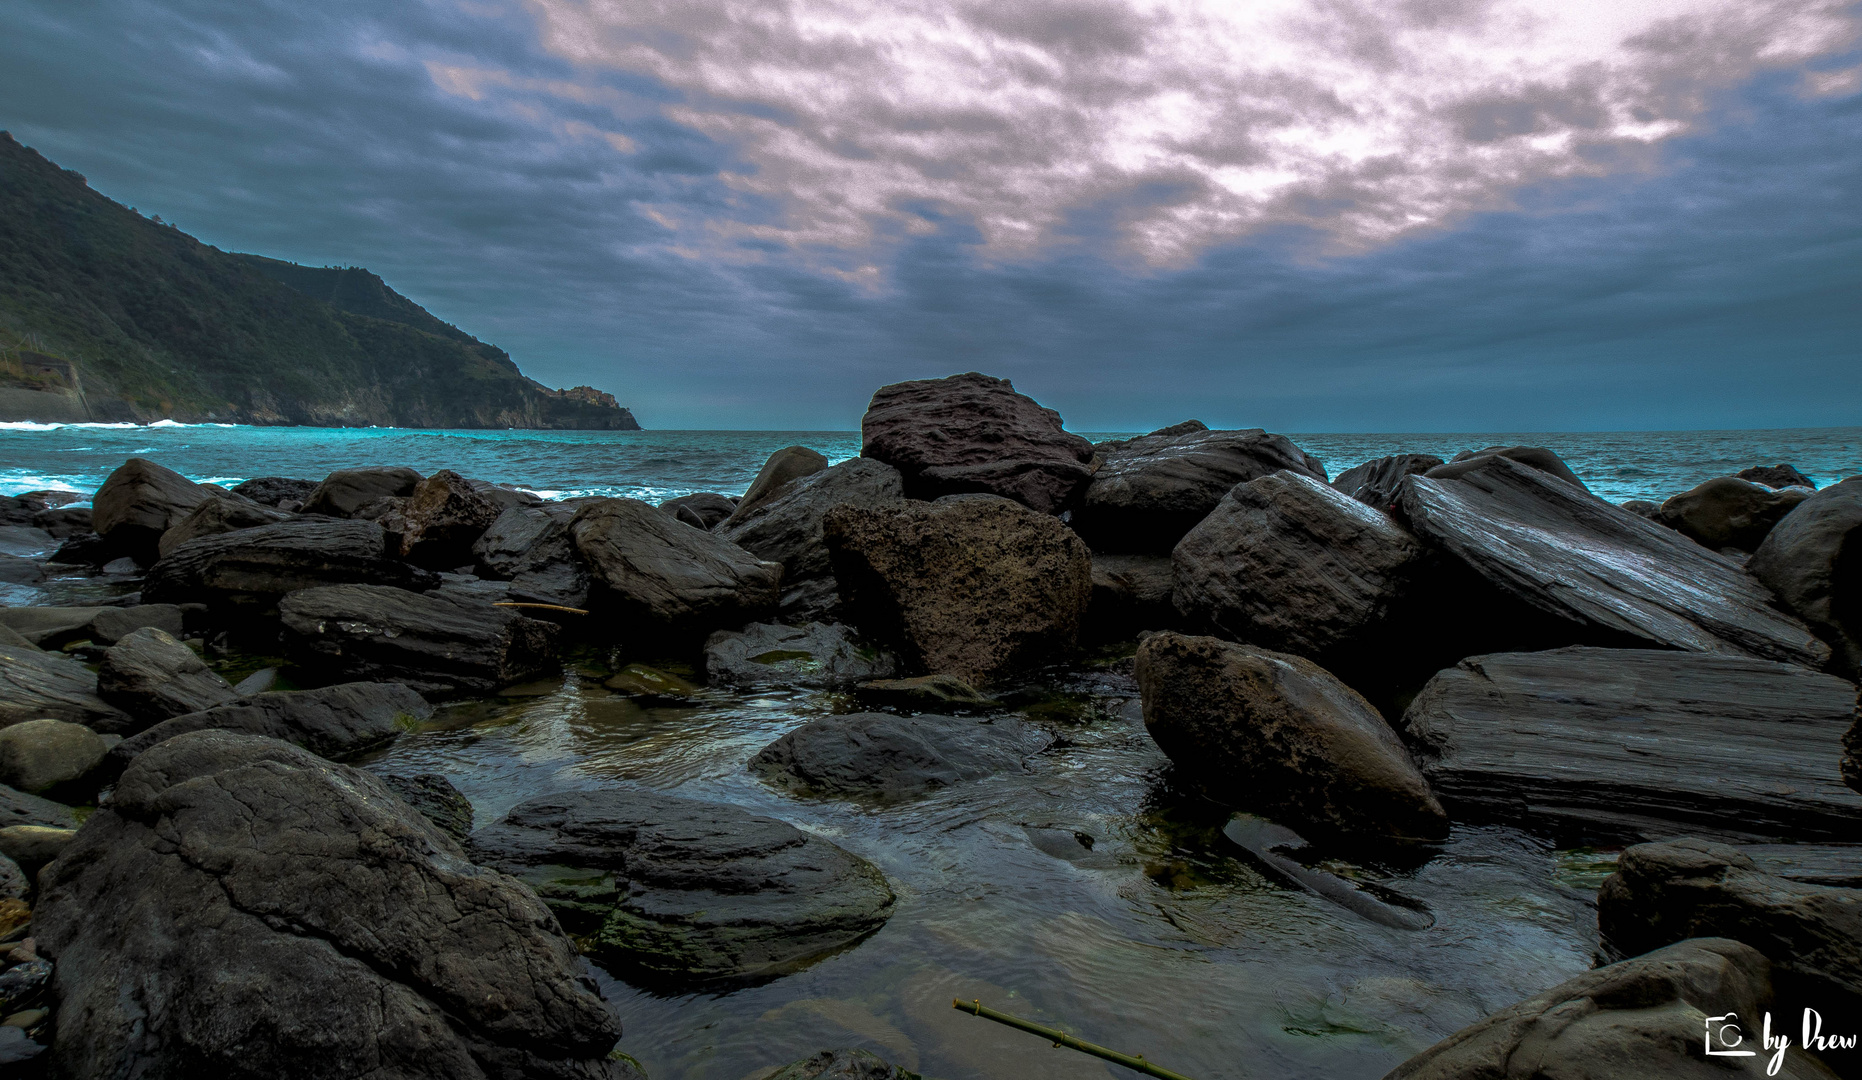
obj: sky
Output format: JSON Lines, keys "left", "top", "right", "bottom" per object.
{"left": 2, "top": 0, "right": 1859, "bottom": 431}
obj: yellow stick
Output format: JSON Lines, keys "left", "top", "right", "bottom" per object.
{"left": 951, "top": 999, "right": 1200, "bottom": 1080}
{"left": 492, "top": 602, "right": 590, "bottom": 615}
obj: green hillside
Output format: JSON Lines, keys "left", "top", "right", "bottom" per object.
{"left": 0, "top": 132, "right": 638, "bottom": 428}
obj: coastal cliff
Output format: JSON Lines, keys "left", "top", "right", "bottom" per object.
{"left": 0, "top": 133, "right": 638, "bottom": 429}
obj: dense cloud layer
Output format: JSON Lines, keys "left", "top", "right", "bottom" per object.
{"left": 1, "top": 0, "right": 1858, "bottom": 429}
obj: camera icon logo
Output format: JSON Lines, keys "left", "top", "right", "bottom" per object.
{"left": 1706, "top": 1013, "right": 1758, "bottom": 1057}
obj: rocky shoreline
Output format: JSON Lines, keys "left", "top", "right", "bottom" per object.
{"left": 0, "top": 370, "right": 1857, "bottom": 1077}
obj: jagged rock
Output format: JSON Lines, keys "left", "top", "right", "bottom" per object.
{"left": 1138, "top": 632, "right": 1446, "bottom": 842}
{"left": 280, "top": 585, "right": 559, "bottom": 696}
{"left": 230, "top": 476, "right": 319, "bottom": 509}
{"left": 299, "top": 466, "right": 423, "bottom": 518}
{"left": 156, "top": 495, "right": 294, "bottom": 558}
{"left": 717, "top": 458, "right": 905, "bottom": 619}
{"left": 1402, "top": 647, "right": 1862, "bottom": 842}
{"left": 1073, "top": 426, "right": 1327, "bottom": 553}
{"left": 0, "top": 782, "right": 79, "bottom": 830}
{"left": 859, "top": 372, "right": 1095, "bottom": 515}
{"left": 0, "top": 642, "right": 131, "bottom": 729}
{"left": 571, "top": 498, "right": 781, "bottom": 634}
{"left": 704, "top": 622, "right": 897, "bottom": 688}
{"left": 1398, "top": 455, "right": 1829, "bottom": 667}
{"left": 0, "top": 853, "right": 23, "bottom": 901}
{"left": 766, "top": 1049, "right": 922, "bottom": 1080}
{"left": 399, "top": 469, "right": 502, "bottom": 568}
{"left": 659, "top": 493, "right": 736, "bottom": 530}
{"left": 1659, "top": 476, "right": 1810, "bottom": 553}
{"left": 824, "top": 495, "right": 1092, "bottom": 685}
{"left": 728, "top": 445, "right": 829, "bottom": 524}
{"left": 91, "top": 458, "right": 211, "bottom": 563}
{"left": 143, "top": 519, "right": 438, "bottom": 608}
{"left": 472, "top": 504, "right": 591, "bottom": 609}
{"left": 35, "top": 731, "right": 632, "bottom": 1079}
{"left": 97, "top": 627, "right": 238, "bottom": 728}
{"left": 0, "top": 604, "right": 183, "bottom": 648}
{"left": 752, "top": 712, "right": 1049, "bottom": 802}
{"left": 1739, "top": 464, "right": 1818, "bottom": 490}
{"left": 1333, "top": 454, "right": 1445, "bottom": 511}
{"left": 0, "top": 720, "right": 107, "bottom": 795}
{"left": 1428, "top": 444, "right": 1589, "bottom": 490}
{"left": 468, "top": 787, "right": 894, "bottom": 983}
{"left": 1599, "top": 838, "right": 1862, "bottom": 1015}
{"left": 854, "top": 674, "right": 997, "bottom": 711}
{"left": 108, "top": 682, "right": 431, "bottom": 770}
{"left": 378, "top": 772, "right": 474, "bottom": 843}
{"left": 1383, "top": 938, "right": 1835, "bottom": 1080}
{"left": 1748, "top": 477, "right": 1862, "bottom": 680}
{"left": 30, "top": 505, "right": 90, "bottom": 538}
{"left": 1085, "top": 552, "right": 1176, "bottom": 641}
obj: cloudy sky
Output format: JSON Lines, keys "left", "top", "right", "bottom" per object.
{"left": 3, "top": 0, "right": 1859, "bottom": 430}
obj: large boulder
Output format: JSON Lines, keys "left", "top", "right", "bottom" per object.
{"left": 299, "top": 466, "right": 423, "bottom": 518}
{"left": 108, "top": 682, "right": 431, "bottom": 770}
{"left": 1740, "top": 464, "right": 1818, "bottom": 490}
{"left": 751, "top": 712, "right": 1049, "bottom": 802}
{"left": 704, "top": 622, "right": 898, "bottom": 688}
{"left": 90, "top": 458, "right": 211, "bottom": 563}
{"left": 1332, "top": 454, "right": 1445, "bottom": 511}
{"left": 1659, "top": 476, "right": 1810, "bottom": 553}
{"left": 1135, "top": 632, "right": 1447, "bottom": 843}
{"left": 279, "top": 585, "right": 559, "bottom": 696}
{"left": 1428, "top": 444, "right": 1589, "bottom": 490}
{"left": 1402, "top": 648, "right": 1862, "bottom": 843}
{"left": 859, "top": 372, "right": 1095, "bottom": 515}
{"left": 0, "top": 643, "right": 128, "bottom": 729}
{"left": 472, "top": 504, "right": 591, "bottom": 609}
{"left": 0, "top": 720, "right": 107, "bottom": 795}
{"left": 1383, "top": 938, "right": 1835, "bottom": 1080}
{"left": 96, "top": 627, "right": 239, "bottom": 728}
{"left": 399, "top": 469, "right": 502, "bottom": 568}
{"left": 728, "top": 445, "right": 829, "bottom": 524}
{"left": 1747, "top": 477, "right": 1862, "bottom": 680}
{"left": 571, "top": 498, "right": 782, "bottom": 634}
{"left": 659, "top": 493, "right": 736, "bottom": 530}
{"left": 1598, "top": 839, "right": 1862, "bottom": 1014}
{"left": 143, "top": 519, "right": 438, "bottom": 609}
{"left": 1073, "top": 426, "right": 1327, "bottom": 553}
{"left": 35, "top": 731, "right": 633, "bottom": 1079}
{"left": 716, "top": 458, "right": 905, "bottom": 618}
{"left": 230, "top": 476, "right": 319, "bottom": 509}
{"left": 468, "top": 788, "right": 895, "bottom": 984}
{"left": 1398, "top": 455, "right": 1830, "bottom": 668}
{"left": 156, "top": 495, "right": 294, "bottom": 559}
{"left": 824, "top": 495, "right": 1092, "bottom": 686}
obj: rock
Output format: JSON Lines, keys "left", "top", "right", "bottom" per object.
{"left": 0, "top": 720, "right": 107, "bottom": 795}
{"left": 1429, "top": 444, "right": 1589, "bottom": 490}
{"left": 378, "top": 772, "right": 474, "bottom": 843}
{"left": 35, "top": 731, "right": 631, "bottom": 1078}
{"left": 751, "top": 712, "right": 1048, "bottom": 801}
{"left": 1740, "top": 464, "right": 1818, "bottom": 490}
{"left": 766, "top": 1049, "right": 922, "bottom": 1080}
{"left": 0, "top": 604, "right": 186, "bottom": 649}
{"left": 101, "top": 556, "right": 140, "bottom": 575}
{"left": 107, "top": 682, "right": 432, "bottom": 769}
{"left": 1398, "top": 455, "right": 1830, "bottom": 668}
{"left": 1333, "top": 454, "right": 1445, "bottom": 511}
{"left": 1402, "top": 647, "right": 1862, "bottom": 842}
{"left": 1620, "top": 499, "right": 1664, "bottom": 521}
{"left": 0, "top": 625, "right": 35, "bottom": 653}
{"left": 0, "top": 643, "right": 131, "bottom": 729}
{"left": 399, "top": 469, "right": 502, "bottom": 568}
{"left": 0, "top": 1024, "right": 44, "bottom": 1065}
{"left": 1073, "top": 426, "right": 1328, "bottom": 553}
{"left": 571, "top": 498, "right": 782, "bottom": 634}
{"left": 0, "top": 526, "right": 54, "bottom": 559}
{"left": 824, "top": 495, "right": 1092, "bottom": 685}
{"left": 97, "top": 627, "right": 238, "bottom": 728}
{"left": 89, "top": 603, "right": 187, "bottom": 645}
{"left": 1747, "top": 477, "right": 1862, "bottom": 680}
{"left": 0, "top": 854, "right": 23, "bottom": 901}
{"left": 704, "top": 622, "right": 898, "bottom": 688}
{"left": 279, "top": 585, "right": 559, "bottom": 696}
{"left": 90, "top": 457, "right": 212, "bottom": 563}
{"left": 728, "top": 445, "right": 830, "bottom": 524}
{"left": 472, "top": 504, "right": 591, "bottom": 609}
{"left": 1383, "top": 938, "right": 1834, "bottom": 1080}
{"left": 660, "top": 492, "right": 736, "bottom": 530}
{"left": 859, "top": 372, "right": 1095, "bottom": 515}
{"left": 230, "top": 475, "right": 319, "bottom": 508}
{"left": 1085, "top": 553, "right": 1176, "bottom": 641}
{"left": 468, "top": 787, "right": 894, "bottom": 983}
{"left": 0, "top": 959, "right": 49, "bottom": 1015}
{"left": 156, "top": 494, "right": 294, "bottom": 558}
{"left": 465, "top": 480, "right": 542, "bottom": 514}
{"left": 298, "top": 465, "right": 423, "bottom": 517}
{"left": 231, "top": 667, "right": 278, "bottom": 695}
{"left": 602, "top": 664, "right": 702, "bottom": 704}
{"left": 1599, "top": 838, "right": 1862, "bottom": 1015}
{"left": 717, "top": 458, "right": 906, "bottom": 619}
{"left": 143, "top": 519, "right": 438, "bottom": 609}
{"left": 0, "top": 825, "right": 75, "bottom": 867}
{"left": 45, "top": 532, "right": 113, "bottom": 566}
{"left": 1135, "top": 632, "right": 1448, "bottom": 842}
{"left": 1659, "top": 476, "right": 1811, "bottom": 553}
{"left": 0, "top": 784, "right": 78, "bottom": 831}
{"left": 854, "top": 673, "right": 997, "bottom": 711}
{"left": 1848, "top": 700, "right": 1861, "bottom": 796}
{"left": 29, "top": 505, "right": 89, "bottom": 538}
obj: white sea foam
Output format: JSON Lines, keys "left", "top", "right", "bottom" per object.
{"left": 0, "top": 419, "right": 239, "bottom": 431}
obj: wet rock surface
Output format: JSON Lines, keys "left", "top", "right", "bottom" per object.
{"left": 572, "top": 498, "right": 782, "bottom": 634}
{"left": 299, "top": 465, "right": 423, "bottom": 517}
{"left": 378, "top": 771, "right": 475, "bottom": 843}
{"left": 764, "top": 1049, "right": 922, "bottom": 1080}
{"left": 1, "top": 634, "right": 138, "bottom": 731}
{"left": 108, "top": 681, "right": 431, "bottom": 768}
{"left": 853, "top": 673, "right": 997, "bottom": 711}
{"left": 280, "top": 584, "right": 559, "bottom": 695}
{"left": 1658, "top": 475, "right": 1810, "bottom": 552}
{"left": 752, "top": 712, "right": 1050, "bottom": 802}
{"left": 1747, "top": 477, "right": 1862, "bottom": 679}
{"left": 143, "top": 518, "right": 438, "bottom": 608}
{"left": 705, "top": 622, "right": 898, "bottom": 688}
{"left": 716, "top": 458, "right": 904, "bottom": 619}
{"left": 97, "top": 626, "right": 238, "bottom": 727}
{"left": 90, "top": 457, "right": 212, "bottom": 563}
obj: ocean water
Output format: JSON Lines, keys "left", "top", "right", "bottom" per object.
{"left": 2, "top": 422, "right": 1858, "bottom": 504}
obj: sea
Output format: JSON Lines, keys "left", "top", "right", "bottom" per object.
{"left": 2, "top": 422, "right": 1859, "bottom": 504}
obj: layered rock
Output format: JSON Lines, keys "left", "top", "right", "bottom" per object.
{"left": 108, "top": 682, "right": 431, "bottom": 769}
{"left": 1747, "top": 477, "right": 1862, "bottom": 679}
{"left": 156, "top": 495, "right": 293, "bottom": 559}
{"left": 229, "top": 476, "right": 318, "bottom": 509}
{"left": 399, "top": 469, "right": 501, "bottom": 568}
{"left": 299, "top": 466, "right": 423, "bottom": 518}
{"left": 1659, "top": 476, "right": 1810, "bottom": 553}
{"left": 0, "top": 643, "right": 127, "bottom": 728}
{"left": 752, "top": 712, "right": 1048, "bottom": 802}
{"left": 1332, "top": 454, "right": 1444, "bottom": 511}
{"left": 472, "top": 504, "right": 591, "bottom": 609}
{"left": 1427, "top": 444, "right": 1589, "bottom": 490}
{"left": 859, "top": 372, "right": 1095, "bottom": 515}
{"left": 824, "top": 495, "right": 1092, "bottom": 685}
{"left": 90, "top": 457, "right": 211, "bottom": 563}
{"left": 0, "top": 603, "right": 183, "bottom": 648}
{"left": 716, "top": 458, "right": 905, "bottom": 618}
{"left": 1402, "top": 648, "right": 1862, "bottom": 842}
{"left": 96, "top": 627, "right": 238, "bottom": 728}
{"left": 728, "top": 445, "right": 829, "bottom": 523}
{"left": 571, "top": 498, "right": 782, "bottom": 634}
{"left": 143, "top": 519, "right": 437, "bottom": 609}
{"left": 280, "top": 585, "right": 558, "bottom": 696}
{"left": 704, "top": 622, "right": 898, "bottom": 688}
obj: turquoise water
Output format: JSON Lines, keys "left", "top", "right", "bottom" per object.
{"left": 3, "top": 423, "right": 1857, "bottom": 505}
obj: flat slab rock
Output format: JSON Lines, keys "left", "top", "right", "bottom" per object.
{"left": 704, "top": 622, "right": 898, "bottom": 688}
{"left": 108, "top": 682, "right": 433, "bottom": 770}
{"left": 469, "top": 788, "right": 895, "bottom": 984}
{"left": 751, "top": 712, "right": 1050, "bottom": 801}
{"left": 1402, "top": 647, "right": 1862, "bottom": 843}
{"left": 143, "top": 519, "right": 438, "bottom": 607}
{"left": 1398, "top": 455, "right": 1829, "bottom": 667}
{"left": 0, "top": 642, "right": 130, "bottom": 729}
{"left": 280, "top": 584, "right": 559, "bottom": 696}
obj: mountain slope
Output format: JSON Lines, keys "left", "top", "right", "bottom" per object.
{"left": 0, "top": 132, "right": 638, "bottom": 428}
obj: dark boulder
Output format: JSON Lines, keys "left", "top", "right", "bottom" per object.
{"left": 472, "top": 504, "right": 591, "bottom": 609}
{"left": 1085, "top": 553, "right": 1176, "bottom": 641}
{"left": 1402, "top": 648, "right": 1862, "bottom": 843}
{"left": 859, "top": 372, "right": 1095, "bottom": 515}
{"left": 35, "top": 731, "right": 632, "bottom": 1079}
{"left": 659, "top": 492, "right": 736, "bottom": 530}
{"left": 280, "top": 585, "right": 559, "bottom": 696}
{"left": 704, "top": 622, "right": 898, "bottom": 688}
{"left": 468, "top": 787, "right": 894, "bottom": 983}
{"left": 31, "top": 505, "right": 92, "bottom": 538}
{"left": 90, "top": 457, "right": 211, "bottom": 563}
{"left": 1429, "top": 444, "right": 1588, "bottom": 490}
{"left": 0, "top": 719, "right": 107, "bottom": 796}
{"left": 825, "top": 495, "right": 1092, "bottom": 686}
{"left": 1332, "top": 454, "right": 1445, "bottom": 511}
{"left": 571, "top": 498, "right": 782, "bottom": 634}
{"left": 378, "top": 772, "right": 475, "bottom": 843}
{"left": 156, "top": 494, "right": 294, "bottom": 559}
{"left": 143, "top": 519, "right": 438, "bottom": 609}
{"left": 107, "top": 682, "right": 432, "bottom": 770}
{"left": 1659, "top": 476, "right": 1810, "bottom": 553}
{"left": 728, "top": 445, "right": 829, "bottom": 524}
{"left": 300, "top": 466, "right": 423, "bottom": 518}
{"left": 96, "top": 627, "right": 239, "bottom": 729}
{"left": 0, "top": 782, "right": 79, "bottom": 830}
{"left": 1073, "top": 426, "right": 1327, "bottom": 553}
{"left": 0, "top": 643, "right": 128, "bottom": 729}
{"left": 1747, "top": 477, "right": 1862, "bottom": 679}
{"left": 0, "top": 603, "right": 184, "bottom": 648}
{"left": 1620, "top": 499, "right": 1664, "bottom": 521}
{"left": 1398, "top": 455, "right": 1829, "bottom": 668}
{"left": 751, "top": 712, "right": 1049, "bottom": 802}
{"left": 717, "top": 458, "right": 905, "bottom": 620}
{"left": 399, "top": 469, "right": 502, "bottom": 568}
{"left": 466, "top": 480, "right": 543, "bottom": 514}
{"left": 1136, "top": 632, "right": 1447, "bottom": 843}
{"left": 230, "top": 476, "right": 319, "bottom": 509}
{"left": 1740, "top": 464, "right": 1818, "bottom": 490}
